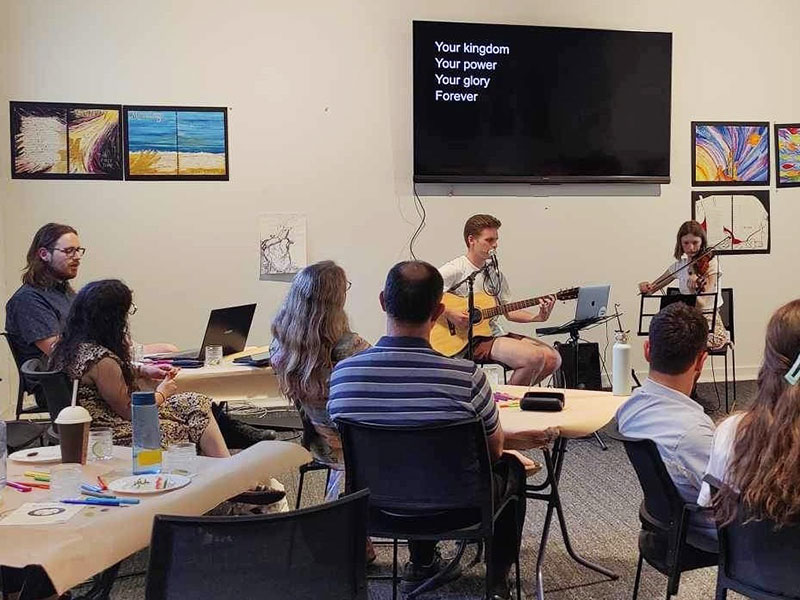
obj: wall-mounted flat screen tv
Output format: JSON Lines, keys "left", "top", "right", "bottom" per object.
{"left": 413, "top": 21, "right": 672, "bottom": 184}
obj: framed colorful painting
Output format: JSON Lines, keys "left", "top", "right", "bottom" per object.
{"left": 774, "top": 124, "right": 800, "bottom": 188}
{"left": 691, "top": 190, "right": 770, "bottom": 255}
{"left": 123, "top": 106, "right": 229, "bottom": 180}
{"left": 10, "top": 101, "right": 123, "bottom": 179}
{"left": 691, "top": 121, "right": 770, "bottom": 186}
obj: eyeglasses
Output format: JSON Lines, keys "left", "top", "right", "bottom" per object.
{"left": 129, "top": 302, "right": 138, "bottom": 316}
{"left": 346, "top": 281, "right": 352, "bottom": 291}
{"left": 51, "top": 247, "right": 86, "bottom": 258}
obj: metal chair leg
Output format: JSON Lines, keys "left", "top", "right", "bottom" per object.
{"left": 730, "top": 345, "right": 737, "bottom": 412}
{"left": 593, "top": 431, "right": 608, "bottom": 451}
{"left": 714, "top": 578, "right": 727, "bottom": 600}
{"left": 484, "top": 537, "right": 493, "bottom": 600}
{"left": 632, "top": 552, "right": 643, "bottom": 600}
{"left": 295, "top": 468, "right": 306, "bottom": 510}
{"left": 723, "top": 352, "right": 729, "bottom": 413}
{"left": 392, "top": 539, "right": 398, "bottom": 600}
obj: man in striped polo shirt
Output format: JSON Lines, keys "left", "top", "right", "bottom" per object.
{"left": 329, "top": 261, "right": 525, "bottom": 600}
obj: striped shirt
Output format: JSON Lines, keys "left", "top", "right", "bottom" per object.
{"left": 328, "top": 336, "right": 498, "bottom": 435}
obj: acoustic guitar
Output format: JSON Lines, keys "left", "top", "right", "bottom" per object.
{"left": 430, "top": 288, "right": 580, "bottom": 357}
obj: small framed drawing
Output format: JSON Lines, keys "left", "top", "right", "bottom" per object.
{"left": 123, "top": 106, "right": 229, "bottom": 180}
{"left": 692, "top": 121, "right": 770, "bottom": 186}
{"left": 691, "top": 190, "right": 770, "bottom": 255}
{"left": 774, "top": 124, "right": 800, "bottom": 188}
{"left": 10, "top": 101, "right": 123, "bottom": 180}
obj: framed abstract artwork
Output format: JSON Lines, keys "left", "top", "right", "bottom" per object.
{"left": 692, "top": 121, "right": 770, "bottom": 186}
{"left": 123, "top": 106, "right": 229, "bottom": 180}
{"left": 774, "top": 124, "right": 800, "bottom": 188}
{"left": 691, "top": 190, "right": 770, "bottom": 254}
{"left": 10, "top": 101, "right": 123, "bottom": 179}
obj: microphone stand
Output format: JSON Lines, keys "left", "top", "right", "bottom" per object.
{"left": 450, "top": 262, "right": 494, "bottom": 361}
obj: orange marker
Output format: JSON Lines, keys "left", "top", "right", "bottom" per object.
{"left": 20, "top": 481, "right": 50, "bottom": 490}
{"left": 97, "top": 475, "right": 108, "bottom": 491}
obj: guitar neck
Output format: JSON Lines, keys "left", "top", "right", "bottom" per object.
{"left": 483, "top": 296, "right": 544, "bottom": 318}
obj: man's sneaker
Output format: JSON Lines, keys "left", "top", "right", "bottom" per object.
{"left": 400, "top": 550, "right": 462, "bottom": 593}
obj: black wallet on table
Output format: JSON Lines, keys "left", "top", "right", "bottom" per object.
{"left": 520, "top": 391, "right": 565, "bottom": 412}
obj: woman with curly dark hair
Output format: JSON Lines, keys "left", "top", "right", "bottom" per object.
{"left": 50, "top": 279, "right": 229, "bottom": 456}
{"left": 699, "top": 298, "right": 800, "bottom": 527}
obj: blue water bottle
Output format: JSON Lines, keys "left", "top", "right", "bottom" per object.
{"left": 131, "top": 391, "right": 162, "bottom": 474}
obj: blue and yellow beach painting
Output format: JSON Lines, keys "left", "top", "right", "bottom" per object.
{"left": 126, "top": 108, "right": 227, "bottom": 177}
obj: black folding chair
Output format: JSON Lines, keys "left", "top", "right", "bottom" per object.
{"left": 337, "top": 417, "right": 523, "bottom": 600}
{"left": 611, "top": 429, "right": 718, "bottom": 599}
{"left": 1, "top": 332, "right": 48, "bottom": 418}
{"left": 707, "top": 288, "right": 736, "bottom": 412}
{"left": 20, "top": 358, "right": 72, "bottom": 442}
{"left": 705, "top": 476, "right": 800, "bottom": 600}
{"left": 145, "top": 489, "right": 369, "bottom": 600}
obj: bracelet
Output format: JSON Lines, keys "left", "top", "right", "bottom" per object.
{"left": 155, "top": 391, "right": 166, "bottom": 403}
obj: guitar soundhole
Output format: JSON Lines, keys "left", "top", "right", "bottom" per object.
{"left": 470, "top": 308, "right": 482, "bottom": 324}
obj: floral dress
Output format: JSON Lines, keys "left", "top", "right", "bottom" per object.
{"left": 63, "top": 343, "right": 211, "bottom": 448}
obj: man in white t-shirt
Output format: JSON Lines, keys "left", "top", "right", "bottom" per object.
{"left": 438, "top": 214, "right": 561, "bottom": 385}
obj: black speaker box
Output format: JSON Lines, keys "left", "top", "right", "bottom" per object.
{"left": 555, "top": 341, "right": 602, "bottom": 391}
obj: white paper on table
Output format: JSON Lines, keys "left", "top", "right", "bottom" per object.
{"left": 0, "top": 502, "right": 83, "bottom": 526}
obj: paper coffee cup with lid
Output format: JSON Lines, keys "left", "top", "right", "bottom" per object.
{"left": 56, "top": 405, "right": 92, "bottom": 464}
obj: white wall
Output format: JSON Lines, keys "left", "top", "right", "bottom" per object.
{"left": 2, "top": 0, "right": 799, "bottom": 412}
{"left": 1, "top": 4, "right": 10, "bottom": 415}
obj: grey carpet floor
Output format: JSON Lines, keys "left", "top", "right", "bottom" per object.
{"left": 87, "top": 380, "right": 754, "bottom": 599}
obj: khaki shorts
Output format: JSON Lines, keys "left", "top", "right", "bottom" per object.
{"left": 470, "top": 332, "right": 550, "bottom": 362}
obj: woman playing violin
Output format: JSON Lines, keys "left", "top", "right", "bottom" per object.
{"left": 638, "top": 220, "right": 728, "bottom": 350}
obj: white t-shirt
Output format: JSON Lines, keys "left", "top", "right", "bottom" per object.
{"left": 670, "top": 255, "right": 723, "bottom": 312}
{"left": 439, "top": 255, "right": 511, "bottom": 337}
{"left": 698, "top": 413, "right": 744, "bottom": 507}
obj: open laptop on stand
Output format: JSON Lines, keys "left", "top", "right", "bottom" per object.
{"left": 147, "top": 304, "right": 257, "bottom": 361}
{"left": 574, "top": 285, "right": 611, "bottom": 326}
{"left": 537, "top": 285, "right": 612, "bottom": 450}
{"left": 537, "top": 285, "right": 611, "bottom": 336}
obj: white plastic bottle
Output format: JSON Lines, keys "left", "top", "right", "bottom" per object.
{"left": 612, "top": 331, "right": 632, "bottom": 396}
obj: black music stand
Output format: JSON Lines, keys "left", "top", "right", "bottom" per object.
{"left": 637, "top": 292, "right": 719, "bottom": 337}
{"left": 537, "top": 313, "right": 619, "bottom": 450}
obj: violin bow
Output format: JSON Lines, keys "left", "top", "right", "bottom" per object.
{"left": 645, "top": 235, "right": 731, "bottom": 294}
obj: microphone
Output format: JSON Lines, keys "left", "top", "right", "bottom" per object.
{"left": 488, "top": 249, "right": 499, "bottom": 273}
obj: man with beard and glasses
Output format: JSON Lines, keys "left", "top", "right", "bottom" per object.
{"left": 5, "top": 223, "right": 176, "bottom": 409}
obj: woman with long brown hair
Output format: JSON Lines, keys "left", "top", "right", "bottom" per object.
{"left": 699, "top": 298, "right": 800, "bottom": 527}
{"left": 639, "top": 220, "right": 728, "bottom": 349}
{"left": 270, "top": 261, "right": 370, "bottom": 500}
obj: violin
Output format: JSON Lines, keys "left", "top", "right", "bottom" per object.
{"left": 688, "top": 250, "right": 713, "bottom": 293}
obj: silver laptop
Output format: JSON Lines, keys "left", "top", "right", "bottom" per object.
{"left": 147, "top": 304, "right": 257, "bottom": 361}
{"left": 574, "top": 285, "right": 610, "bottom": 322}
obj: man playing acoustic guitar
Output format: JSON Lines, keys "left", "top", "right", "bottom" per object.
{"left": 437, "top": 214, "right": 562, "bottom": 385}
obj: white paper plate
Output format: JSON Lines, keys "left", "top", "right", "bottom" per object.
{"left": 8, "top": 446, "right": 62, "bottom": 464}
{"left": 108, "top": 474, "right": 191, "bottom": 495}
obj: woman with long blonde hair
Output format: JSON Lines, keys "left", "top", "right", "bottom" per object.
{"left": 699, "top": 298, "right": 800, "bottom": 528}
{"left": 270, "top": 261, "right": 370, "bottom": 499}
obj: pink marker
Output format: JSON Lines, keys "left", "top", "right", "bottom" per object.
{"left": 7, "top": 481, "right": 32, "bottom": 492}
